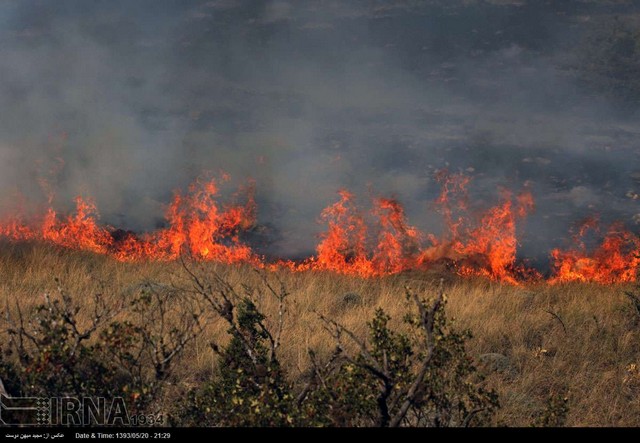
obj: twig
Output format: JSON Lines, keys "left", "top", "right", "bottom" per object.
{"left": 315, "top": 311, "right": 387, "bottom": 379}
{"left": 544, "top": 309, "right": 567, "bottom": 335}
{"left": 624, "top": 290, "right": 640, "bottom": 319}
{"left": 389, "top": 284, "right": 444, "bottom": 428}
{"left": 462, "top": 408, "right": 486, "bottom": 427}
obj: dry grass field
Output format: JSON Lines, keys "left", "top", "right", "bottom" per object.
{"left": 1, "top": 241, "right": 639, "bottom": 426}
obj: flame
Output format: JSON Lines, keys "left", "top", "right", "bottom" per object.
{"left": 280, "top": 171, "right": 536, "bottom": 282}
{"left": 549, "top": 219, "right": 640, "bottom": 284}
{"left": 1, "top": 169, "right": 637, "bottom": 285}
{"left": 418, "top": 172, "right": 538, "bottom": 284}
{"left": 309, "top": 189, "right": 373, "bottom": 275}
{"left": 448, "top": 190, "right": 537, "bottom": 284}
{"left": 372, "top": 197, "right": 421, "bottom": 274}
{"left": 275, "top": 190, "right": 424, "bottom": 277}
{"left": 0, "top": 175, "right": 258, "bottom": 265}
{"left": 42, "top": 198, "right": 112, "bottom": 254}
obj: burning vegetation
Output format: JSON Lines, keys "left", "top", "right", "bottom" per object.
{"left": 0, "top": 170, "right": 638, "bottom": 285}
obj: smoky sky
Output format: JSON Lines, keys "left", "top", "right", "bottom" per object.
{"left": 0, "top": 0, "right": 639, "bottom": 264}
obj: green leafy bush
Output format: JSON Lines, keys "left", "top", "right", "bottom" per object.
{"left": 0, "top": 281, "right": 204, "bottom": 423}
{"left": 302, "top": 288, "right": 499, "bottom": 427}
{"left": 177, "top": 268, "right": 499, "bottom": 427}
{"left": 177, "top": 298, "right": 300, "bottom": 426}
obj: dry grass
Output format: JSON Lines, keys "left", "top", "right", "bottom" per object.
{"left": 1, "top": 241, "right": 639, "bottom": 426}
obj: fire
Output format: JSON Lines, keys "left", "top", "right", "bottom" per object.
{"left": 418, "top": 172, "right": 538, "bottom": 284}
{"left": 305, "top": 189, "right": 374, "bottom": 276}
{"left": 42, "top": 198, "right": 113, "bottom": 255}
{"left": 372, "top": 197, "right": 421, "bottom": 274}
{"left": 447, "top": 191, "right": 537, "bottom": 284}
{"left": 0, "top": 175, "right": 259, "bottom": 265}
{"left": 136, "top": 177, "right": 258, "bottom": 263}
{"left": 279, "top": 191, "right": 421, "bottom": 277}
{"left": 0, "top": 170, "right": 638, "bottom": 285}
{"left": 549, "top": 218, "right": 640, "bottom": 284}
{"left": 282, "top": 171, "right": 536, "bottom": 282}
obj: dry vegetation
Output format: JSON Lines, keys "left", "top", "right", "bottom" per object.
{"left": 1, "top": 241, "right": 639, "bottom": 426}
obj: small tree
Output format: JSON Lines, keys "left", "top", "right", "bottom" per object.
{"left": 306, "top": 283, "right": 499, "bottom": 427}
{"left": 178, "top": 298, "right": 299, "bottom": 426}
{"left": 175, "top": 263, "right": 308, "bottom": 426}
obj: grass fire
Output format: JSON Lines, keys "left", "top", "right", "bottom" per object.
{"left": 1, "top": 171, "right": 637, "bottom": 284}
{"left": 1, "top": 0, "right": 640, "bottom": 431}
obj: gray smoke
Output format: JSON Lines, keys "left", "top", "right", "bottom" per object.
{"left": 0, "top": 0, "right": 639, "bottom": 265}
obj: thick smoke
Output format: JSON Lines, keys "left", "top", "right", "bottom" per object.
{"left": 0, "top": 0, "right": 638, "bottom": 264}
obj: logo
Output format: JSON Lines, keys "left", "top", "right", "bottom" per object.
{"left": 0, "top": 396, "right": 49, "bottom": 425}
{"left": 0, "top": 395, "right": 160, "bottom": 426}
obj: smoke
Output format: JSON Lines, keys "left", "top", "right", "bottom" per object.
{"left": 0, "top": 0, "right": 638, "bottom": 262}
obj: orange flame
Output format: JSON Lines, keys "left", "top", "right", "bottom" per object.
{"left": 42, "top": 198, "right": 112, "bottom": 254}
{"left": 311, "top": 190, "right": 372, "bottom": 275}
{"left": 0, "top": 175, "right": 258, "bottom": 265}
{"left": 281, "top": 172, "right": 537, "bottom": 282}
{"left": 277, "top": 190, "right": 424, "bottom": 277}
{"left": 1, "top": 169, "right": 637, "bottom": 284}
{"left": 549, "top": 218, "right": 640, "bottom": 284}
{"left": 418, "top": 171, "right": 538, "bottom": 283}
{"left": 372, "top": 197, "right": 421, "bottom": 274}
{"left": 448, "top": 190, "right": 537, "bottom": 284}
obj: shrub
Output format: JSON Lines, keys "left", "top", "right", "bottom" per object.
{"left": 178, "top": 265, "right": 499, "bottom": 427}
{"left": 304, "top": 286, "right": 499, "bottom": 427}
{"left": 0, "top": 280, "right": 204, "bottom": 424}
{"left": 177, "top": 298, "right": 299, "bottom": 426}
{"left": 533, "top": 394, "right": 569, "bottom": 427}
